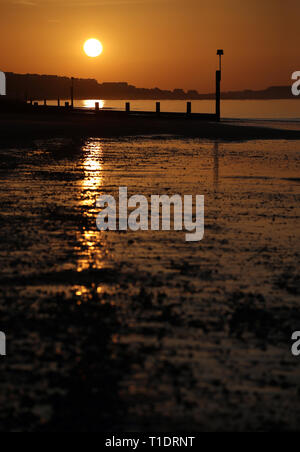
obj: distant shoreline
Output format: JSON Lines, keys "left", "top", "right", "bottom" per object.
{"left": 26, "top": 97, "right": 300, "bottom": 102}
{"left": 5, "top": 72, "right": 299, "bottom": 101}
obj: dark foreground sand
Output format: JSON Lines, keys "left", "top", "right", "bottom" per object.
{"left": 1, "top": 111, "right": 300, "bottom": 142}
{"left": 0, "top": 132, "right": 299, "bottom": 431}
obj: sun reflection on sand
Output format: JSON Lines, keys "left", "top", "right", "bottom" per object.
{"left": 80, "top": 139, "right": 105, "bottom": 204}
{"left": 76, "top": 229, "right": 111, "bottom": 272}
{"left": 76, "top": 139, "right": 110, "bottom": 274}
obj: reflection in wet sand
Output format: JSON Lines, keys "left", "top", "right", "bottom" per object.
{"left": 213, "top": 142, "right": 220, "bottom": 191}
{"left": 76, "top": 139, "right": 109, "bottom": 273}
{"left": 81, "top": 139, "right": 104, "bottom": 199}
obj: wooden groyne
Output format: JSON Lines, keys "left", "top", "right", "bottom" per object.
{"left": 2, "top": 69, "right": 222, "bottom": 121}
{"left": 24, "top": 99, "right": 218, "bottom": 121}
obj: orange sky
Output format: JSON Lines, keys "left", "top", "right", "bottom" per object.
{"left": 1, "top": 0, "right": 299, "bottom": 92}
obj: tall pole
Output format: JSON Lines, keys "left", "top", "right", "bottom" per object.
{"left": 71, "top": 77, "right": 74, "bottom": 109}
{"left": 216, "top": 50, "right": 224, "bottom": 121}
{"left": 216, "top": 70, "right": 221, "bottom": 121}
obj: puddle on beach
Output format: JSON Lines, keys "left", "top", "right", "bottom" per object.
{"left": 0, "top": 136, "right": 299, "bottom": 431}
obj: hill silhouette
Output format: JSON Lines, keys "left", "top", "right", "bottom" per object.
{"left": 4, "top": 72, "right": 297, "bottom": 101}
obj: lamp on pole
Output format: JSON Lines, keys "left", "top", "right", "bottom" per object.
{"left": 217, "top": 49, "right": 224, "bottom": 74}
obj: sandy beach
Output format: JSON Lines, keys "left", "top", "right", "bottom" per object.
{"left": 1, "top": 110, "right": 300, "bottom": 143}
{"left": 0, "top": 134, "right": 299, "bottom": 431}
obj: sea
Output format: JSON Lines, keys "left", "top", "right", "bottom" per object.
{"left": 45, "top": 98, "right": 300, "bottom": 121}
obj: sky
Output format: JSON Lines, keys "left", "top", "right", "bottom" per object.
{"left": 1, "top": 0, "right": 299, "bottom": 92}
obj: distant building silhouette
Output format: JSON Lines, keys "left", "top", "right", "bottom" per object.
{"left": 3, "top": 72, "right": 298, "bottom": 101}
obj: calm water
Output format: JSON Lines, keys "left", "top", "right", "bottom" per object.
{"left": 46, "top": 99, "right": 300, "bottom": 121}
{"left": 0, "top": 136, "right": 300, "bottom": 431}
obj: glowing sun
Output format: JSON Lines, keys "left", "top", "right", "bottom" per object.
{"left": 84, "top": 39, "right": 103, "bottom": 58}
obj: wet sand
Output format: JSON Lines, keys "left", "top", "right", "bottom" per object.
{"left": 1, "top": 111, "right": 300, "bottom": 142}
{"left": 0, "top": 136, "right": 299, "bottom": 431}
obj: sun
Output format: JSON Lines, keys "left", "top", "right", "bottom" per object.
{"left": 84, "top": 39, "right": 103, "bottom": 58}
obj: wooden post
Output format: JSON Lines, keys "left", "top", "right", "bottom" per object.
{"left": 187, "top": 102, "right": 192, "bottom": 116}
{"left": 95, "top": 102, "right": 100, "bottom": 111}
{"left": 57, "top": 98, "right": 60, "bottom": 107}
{"left": 44, "top": 99, "right": 47, "bottom": 106}
{"left": 156, "top": 102, "right": 161, "bottom": 115}
{"left": 126, "top": 102, "right": 131, "bottom": 113}
{"left": 216, "top": 70, "right": 221, "bottom": 121}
